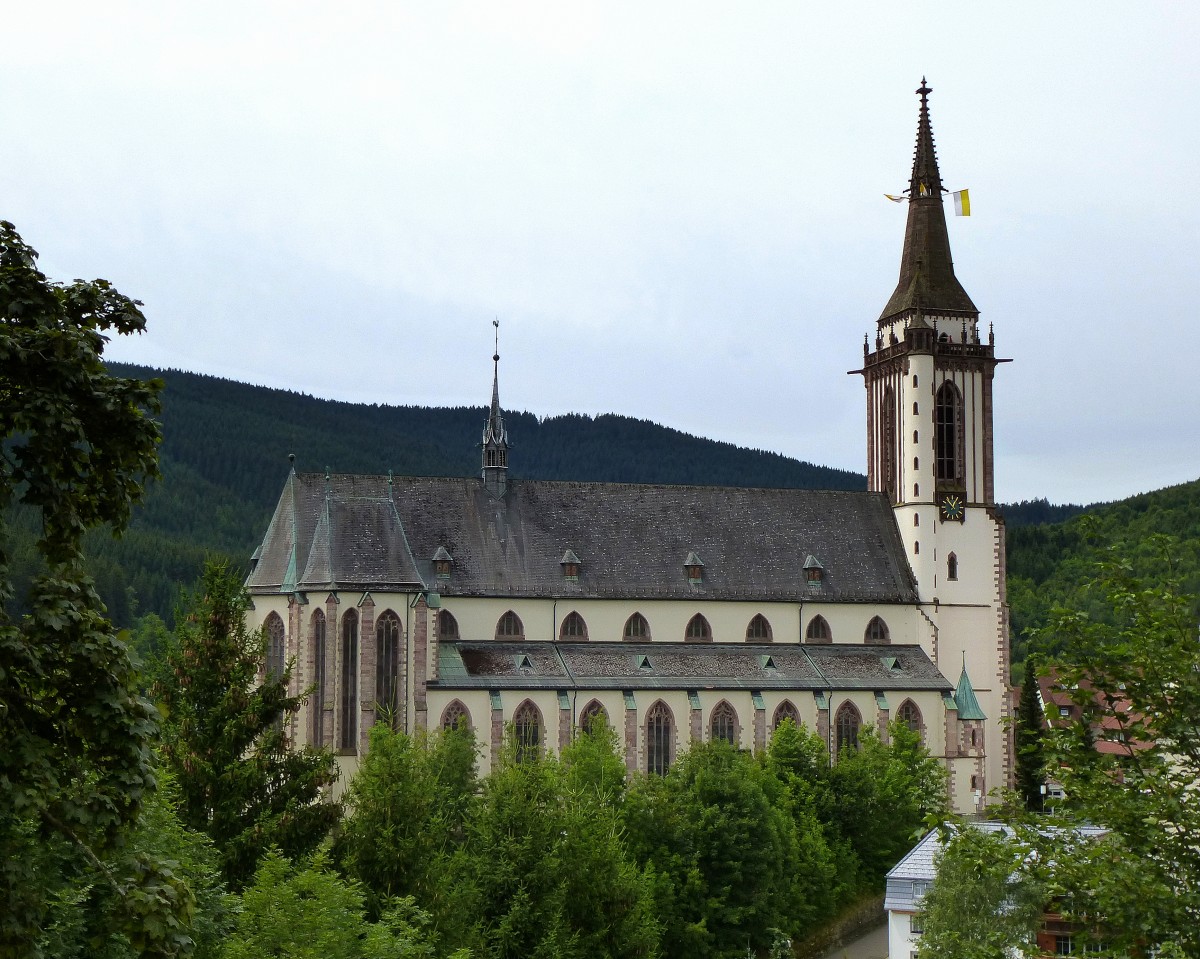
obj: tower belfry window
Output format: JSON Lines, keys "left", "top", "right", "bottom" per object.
{"left": 935, "top": 381, "right": 964, "bottom": 484}
{"left": 882, "top": 388, "right": 897, "bottom": 501}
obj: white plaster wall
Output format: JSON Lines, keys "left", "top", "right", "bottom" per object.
{"left": 438, "top": 596, "right": 922, "bottom": 649}
{"left": 888, "top": 910, "right": 918, "bottom": 959}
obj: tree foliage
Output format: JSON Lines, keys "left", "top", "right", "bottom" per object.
{"left": 336, "top": 722, "right": 478, "bottom": 921}
{"left": 453, "top": 731, "right": 658, "bottom": 959}
{"left": 915, "top": 825, "right": 1044, "bottom": 959}
{"left": 625, "top": 739, "right": 815, "bottom": 959}
{"left": 1013, "top": 656, "right": 1046, "bottom": 811}
{"left": 221, "top": 849, "right": 454, "bottom": 959}
{"left": 0, "top": 219, "right": 174, "bottom": 953}
{"left": 828, "top": 721, "right": 949, "bottom": 887}
{"left": 1032, "top": 538, "right": 1200, "bottom": 955}
{"left": 37, "top": 769, "right": 233, "bottom": 959}
{"left": 1007, "top": 483, "right": 1200, "bottom": 667}
{"left": 155, "top": 560, "right": 340, "bottom": 888}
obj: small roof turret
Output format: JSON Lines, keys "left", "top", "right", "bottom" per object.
{"left": 481, "top": 320, "right": 510, "bottom": 496}
{"left": 954, "top": 664, "right": 988, "bottom": 721}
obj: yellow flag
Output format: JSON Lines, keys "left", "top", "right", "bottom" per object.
{"left": 884, "top": 194, "right": 907, "bottom": 203}
{"left": 952, "top": 189, "right": 971, "bottom": 216}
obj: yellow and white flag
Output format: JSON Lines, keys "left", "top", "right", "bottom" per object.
{"left": 952, "top": 189, "right": 971, "bottom": 216}
{"left": 884, "top": 194, "right": 907, "bottom": 203}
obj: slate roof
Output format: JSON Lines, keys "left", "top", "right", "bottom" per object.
{"left": 879, "top": 80, "right": 978, "bottom": 323}
{"left": 246, "top": 472, "right": 918, "bottom": 603}
{"left": 884, "top": 822, "right": 1109, "bottom": 913}
{"left": 434, "top": 642, "right": 952, "bottom": 693}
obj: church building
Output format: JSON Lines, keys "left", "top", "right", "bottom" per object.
{"left": 245, "top": 80, "right": 1011, "bottom": 815}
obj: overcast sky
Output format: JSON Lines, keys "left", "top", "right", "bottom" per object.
{"left": 4, "top": 3, "right": 1198, "bottom": 505}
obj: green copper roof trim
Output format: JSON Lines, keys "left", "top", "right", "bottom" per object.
{"left": 814, "top": 691, "right": 829, "bottom": 710}
{"left": 875, "top": 692, "right": 889, "bottom": 710}
{"left": 438, "top": 644, "right": 467, "bottom": 679}
{"left": 557, "top": 690, "right": 570, "bottom": 710}
{"left": 751, "top": 691, "right": 766, "bottom": 710}
{"left": 623, "top": 690, "right": 636, "bottom": 710}
{"left": 489, "top": 690, "right": 502, "bottom": 711}
{"left": 954, "top": 665, "right": 987, "bottom": 721}
{"left": 688, "top": 690, "right": 702, "bottom": 710}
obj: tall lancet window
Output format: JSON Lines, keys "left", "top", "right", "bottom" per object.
{"left": 311, "top": 609, "right": 327, "bottom": 746}
{"left": 882, "top": 387, "right": 897, "bottom": 501}
{"left": 935, "top": 381, "right": 963, "bottom": 484}
{"left": 339, "top": 610, "right": 359, "bottom": 751}
{"left": 264, "top": 613, "right": 286, "bottom": 681}
{"left": 375, "top": 610, "right": 402, "bottom": 727}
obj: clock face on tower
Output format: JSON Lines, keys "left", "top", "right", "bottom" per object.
{"left": 938, "top": 492, "right": 966, "bottom": 523}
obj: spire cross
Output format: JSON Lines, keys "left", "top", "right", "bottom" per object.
{"left": 493, "top": 317, "right": 500, "bottom": 364}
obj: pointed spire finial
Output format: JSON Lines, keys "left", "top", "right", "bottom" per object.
{"left": 877, "top": 79, "right": 978, "bottom": 324}
{"left": 482, "top": 319, "right": 510, "bottom": 495}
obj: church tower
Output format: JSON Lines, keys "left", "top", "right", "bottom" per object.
{"left": 481, "top": 321, "right": 509, "bottom": 497}
{"left": 860, "top": 80, "right": 1012, "bottom": 803}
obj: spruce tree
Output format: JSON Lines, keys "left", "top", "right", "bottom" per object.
{"left": 156, "top": 560, "right": 341, "bottom": 887}
{"left": 1014, "top": 657, "right": 1046, "bottom": 811}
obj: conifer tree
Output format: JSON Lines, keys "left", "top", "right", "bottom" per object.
{"left": 1014, "top": 657, "right": 1046, "bottom": 810}
{"left": 156, "top": 560, "right": 340, "bottom": 887}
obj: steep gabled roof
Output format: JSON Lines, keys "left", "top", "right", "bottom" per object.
{"left": 247, "top": 472, "right": 919, "bottom": 603}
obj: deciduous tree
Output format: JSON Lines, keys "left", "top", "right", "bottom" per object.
{"left": 915, "top": 824, "right": 1044, "bottom": 959}
{"left": 0, "top": 220, "right": 177, "bottom": 953}
{"left": 1034, "top": 539, "right": 1200, "bottom": 955}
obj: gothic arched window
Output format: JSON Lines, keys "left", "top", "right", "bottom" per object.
{"left": 835, "top": 701, "right": 861, "bottom": 755}
{"left": 685, "top": 614, "right": 712, "bottom": 643}
{"left": 438, "top": 609, "right": 460, "bottom": 640}
{"left": 897, "top": 699, "right": 922, "bottom": 737}
{"left": 264, "top": 612, "right": 286, "bottom": 680}
{"left": 441, "top": 700, "right": 470, "bottom": 732}
{"left": 579, "top": 700, "right": 608, "bottom": 734}
{"left": 806, "top": 615, "right": 832, "bottom": 644}
{"left": 865, "top": 616, "right": 890, "bottom": 645}
{"left": 339, "top": 609, "right": 359, "bottom": 751}
{"left": 513, "top": 700, "right": 542, "bottom": 762}
{"left": 772, "top": 700, "right": 800, "bottom": 731}
{"left": 710, "top": 701, "right": 737, "bottom": 745}
{"left": 310, "top": 608, "right": 327, "bottom": 746}
{"left": 623, "top": 612, "right": 650, "bottom": 641}
{"left": 375, "top": 610, "right": 402, "bottom": 726}
{"left": 746, "top": 614, "right": 772, "bottom": 642}
{"left": 559, "top": 611, "right": 588, "bottom": 642}
{"left": 882, "top": 387, "right": 897, "bottom": 501}
{"left": 646, "top": 701, "right": 674, "bottom": 775}
{"left": 935, "top": 381, "right": 964, "bottom": 484}
{"left": 947, "top": 553, "right": 959, "bottom": 581}
{"left": 496, "top": 610, "right": 524, "bottom": 641}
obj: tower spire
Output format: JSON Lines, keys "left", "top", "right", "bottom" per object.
{"left": 878, "top": 78, "right": 977, "bottom": 324}
{"left": 481, "top": 319, "right": 509, "bottom": 496}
